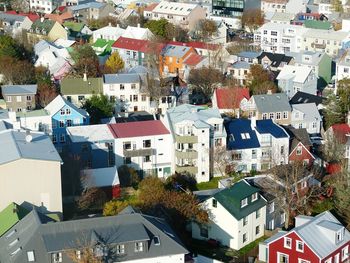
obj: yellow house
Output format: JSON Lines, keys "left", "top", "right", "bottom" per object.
{"left": 27, "top": 18, "right": 68, "bottom": 45}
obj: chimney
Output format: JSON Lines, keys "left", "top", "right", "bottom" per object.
{"left": 267, "top": 89, "right": 272, "bottom": 94}
{"left": 108, "top": 22, "right": 111, "bottom": 27}
{"left": 173, "top": 37, "right": 176, "bottom": 41}
{"left": 117, "top": 23, "right": 120, "bottom": 28}
{"left": 8, "top": 111, "right": 16, "bottom": 122}
{"left": 40, "top": 16, "right": 45, "bottom": 23}
{"left": 83, "top": 73, "right": 87, "bottom": 81}
{"left": 251, "top": 116, "right": 256, "bottom": 129}
{"left": 137, "top": 23, "right": 140, "bottom": 28}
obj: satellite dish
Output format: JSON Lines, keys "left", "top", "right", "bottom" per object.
{"left": 25, "top": 134, "right": 33, "bottom": 143}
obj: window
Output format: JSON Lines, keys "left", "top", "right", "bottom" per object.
{"left": 262, "top": 113, "right": 268, "bottom": 120}
{"left": 214, "top": 123, "right": 219, "bottom": 131}
{"left": 60, "top": 109, "right": 65, "bottom": 115}
{"left": 212, "top": 199, "right": 217, "bottom": 208}
{"left": 284, "top": 237, "right": 292, "bottom": 249}
{"left": 52, "top": 134, "right": 57, "bottom": 144}
{"left": 123, "top": 142, "right": 131, "bottom": 150}
{"left": 141, "top": 95, "right": 146, "bottom": 101}
{"left": 131, "top": 84, "right": 136, "bottom": 89}
{"left": 344, "top": 68, "right": 349, "bottom": 73}
{"left": 52, "top": 252, "right": 62, "bottom": 262}
{"left": 143, "top": 139, "right": 151, "bottom": 148}
{"left": 342, "top": 246, "right": 349, "bottom": 261}
{"left": 281, "top": 146, "right": 285, "bottom": 155}
{"left": 252, "top": 192, "right": 258, "bottom": 202}
{"left": 301, "top": 180, "right": 307, "bottom": 188}
{"left": 256, "top": 209, "right": 261, "bottom": 218}
{"left": 135, "top": 242, "right": 143, "bottom": 252}
{"left": 268, "top": 202, "right": 275, "bottom": 213}
{"left": 78, "top": 95, "right": 85, "bottom": 101}
{"left": 337, "top": 230, "right": 344, "bottom": 242}
{"left": 27, "top": 95, "right": 32, "bottom": 101}
{"left": 296, "top": 240, "right": 304, "bottom": 252}
{"left": 76, "top": 250, "right": 81, "bottom": 259}
{"left": 296, "top": 146, "right": 302, "bottom": 155}
{"left": 278, "top": 253, "right": 289, "bottom": 263}
{"left": 16, "top": 96, "right": 22, "bottom": 102}
{"left": 59, "top": 134, "right": 65, "bottom": 143}
{"left": 276, "top": 112, "right": 281, "bottom": 120}
{"left": 66, "top": 108, "right": 71, "bottom": 115}
{"left": 59, "top": 121, "right": 64, "bottom": 128}
{"left": 324, "top": 258, "right": 332, "bottom": 263}
{"left": 200, "top": 225, "right": 208, "bottom": 238}
{"left": 6, "top": 96, "right": 11, "bottom": 102}
{"left": 241, "top": 198, "right": 248, "bottom": 208}
{"left": 120, "top": 84, "right": 125, "bottom": 90}
{"left": 252, "top": 149, "right": 257, "bottom": 159}
{"left": 66, "top": 119, "right": 72, "bottom": 127}
{"left": 143, "top": 155, "right": 150, "bottom": 162}
{"left": 154, "top": 236, "right": 160, "bottom": 245}
{"left": 271, "top": 31, "right": 277, "bottom": 36}
{"left": 281, "top": 212, "right": 285, "bottom": 224}
{"left": 243, "top": 233, "right": 247, "bottom": 243}
{"left": 133, "top": 94, "right": 138, "bottom": 102}
{"left": 256, "top": 225, "right": 260, "bottom": 235}
{"left": 124, "top": 157, "right": 131, "bottom": 164}
{"left": 116, "top": 244, "right": 125, "bottom": 254}
{"left": 243, "top": 216, "right": 248, "bottom": 226}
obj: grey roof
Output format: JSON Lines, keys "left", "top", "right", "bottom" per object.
{"left": 232, "top": 61, "right": 250, "bottom": 69}
{"left": 0, "top": 120, "right": 12, "bottom": 131}
{"left": 162, "top": 45, "right": 192, "bottom": 58}
{"left": 292, "top": 103, "right": 321, "bottom": 122}
{"left": 69, "top": 2, "right": 106, "bottom": 11}
{"left": 252, "top": 93, "right": 291, "bottom": 113}
{"left": 0, "top": 207, "right": 188, "bottom": 263}
{"left": 238, "top": 51, "right": 260, "bottom": 59}
{"left": 287, "top": 51, "right": 325, "bottom": 66}
{"left": 0, "top": 130, "right": 62, "bottom": 165}
{"left": 0, "top": 109, "right": 9, "bottom": 120}
{"left": 1, "top": 85, "right": 37, "bottom": 95}
{"left": 0, "top": 13, "right": 25, "bottom": 24}
{"left": 103, "top": 73, "right": 141, "bottom": 84}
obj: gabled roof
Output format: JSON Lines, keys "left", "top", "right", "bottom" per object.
{"left": 292, "top": 103, "right": 321, "bottom": 122}
{"left": 213, "top": 180, "right": 266, "bottom": 220}
{"left": 183, "top": 53, "right": 205, "bottom": 66}
{"left": 60, "top": 77, "right": 103, "bottom": 95}
{"left": 5, "top": 11, "right": 39, "bottom": 22}
{"left": 144, "top": 3, "right": 158, "bottom": 11}
{"left": 0, "top": 13, "right": 26, "bottom": 24}
{"left": 304, "top": 19, "right": 332, "bottom": 30}
{"left": 1, "top": 85, "right": 37, "bottom": 96}
{"left": 0, "top": 203, "right": 29, "bottom": 237}
{"left": 167, "top": 40, "right": 219, "bottom": 51}
{"left": 225, "top": 119, "right": 260, "bottom": 150}
{"left": 30, "top": 19, "right": 55, "bottom": 35}
{"left": 112, "top": 36, "right": 148, "bottom": 52}
{"left": 329, "top": 123, "right": 350, "bottom": 143}
{"left": 63, "top": 21, "right": 85, "bottom": 32}
{"left": 277, "top": 65, "right": 313, "bottom": 83}
{"left": 67, "top": 124, "right": 114, "bottom": 143}
{"left": 284, "top": 126, "right": 312, "bottom": 150}
{"left": 257, "top": 52, "right": 293, "bottom": 67}
{"left": 122, "top": 26, "right": 153, "bottom": 40}
{"left": 82, "top": 167, "right": 120, "bottom": 188}
{"left": 152, "top": 1, "right": 199, "bottom": 16}
{"left": 69, "top": 2, "right": 105, "bottom": 11}
{"left": 103, "top": 73, "right": 141, "bottom": 84}
{"left": 290, "top": 91, "right": 325, "bottom": 106}
{"left": 215, "top": 87, "right": 250, "bottom": 110}
{"left": 108, "top": 120, "right": 170, "bottom": 138}
{"left": 252, "top": 93, "right": 291, "bottom": 113}
{"left": 161, "top": 44, "right": 192, "bottom": 58}
{"left": 45, "top": 12, "right": 74, "bottom": 24}
{"left": 255, "top": 119, "right": 289, "bottom": 138}
{"left": 0, "top": 129, "right": 62, "bottom": 165}
{"left": 45, "top": 95, "right": 89, "bottom": 117}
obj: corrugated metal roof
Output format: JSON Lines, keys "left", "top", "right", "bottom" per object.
{"left": 252, "top": 93, "right": 291, "bottom": 113}
{"left": 103, "top": 73, "right": 141, "bottom": 84}
{"left": 1, "top": 85, "right": 37, "bottom": 95}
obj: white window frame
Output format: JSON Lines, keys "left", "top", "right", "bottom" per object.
{"left": 277, "top": 252, "right": 289, "bottom": 263}
{"left": 296, "top": 240, "right": 304, "bottom": 252}
{"left": 283, "top": 111, "right": 288, "bottom": 119}
{"left": 342, "top": 245, "right": 349, "bottom": 261}
{"left": 252, "top": 192, "right": 258, "bottom": 202}
{"left": 284, "top": 237, "right": 292, "bottom": 249}
{"left": 135, "top": 242, "right": 143, "bottom": 252}
{"left": 16, "top": 96, "right": 22, "bottom": 102}
{"left": 298, "top": 259, "right": 310, "bottom": 263}
{"left": 324, "top": 257, "right": 332, "bottom": 263}
{"left": 27, "top": 251, "right": 35, "bottom": 261}
{"left": 241, "top": 198, "right": 248, "bottom": 208}
{"left": 296, "top": 146, "right": 302, "bottom": 155}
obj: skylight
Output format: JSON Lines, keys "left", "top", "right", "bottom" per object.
{"left": 241, "top": 133, "right": 250, "bottom": 139}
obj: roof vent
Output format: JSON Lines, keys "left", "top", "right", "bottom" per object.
{"left": 25, "top": 134, "right": 33, "bottom": 143}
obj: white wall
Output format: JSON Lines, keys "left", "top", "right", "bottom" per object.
{"left": 124, "top": 254, "right": 185, "bottom": 263}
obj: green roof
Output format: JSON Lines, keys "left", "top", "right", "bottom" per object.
{"left": 61, "top": 77, "right": 103, "bottom": 95}
{"left": 63, "top": 21, "right": 85, "bottom": 32}
{"left": 304, "top": 20, "right": 332, "bottom": 30}
{"left": 92, "top": 39, "right": 115, "bottom": 55}
{"left": 30, "top": 19, "right": 55, "bottom": 35}
{"left": 213, "top": 180, "right": 266, "bottom": 220}
{"left": 0, "top": 203, "right": 29, "bottom": 237}
{"left": 16, "top": 109, "right": 49, "bottom": 118}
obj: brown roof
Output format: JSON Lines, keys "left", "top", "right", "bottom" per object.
{"left": 45, "top": 12, "right": 74, "bottom": 24}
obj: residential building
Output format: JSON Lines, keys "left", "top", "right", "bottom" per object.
{"left": 108, "top": 120, "right": 173, "bottom": 178}
{"left": 4, "top": 11, "right": 40, "bottom": 22}
{"left": 277, "top": 65, "right": 317, "bottom": 98}
{"left": 16, "top": 109, "right": 52, "bottom": 134}
{"left": 0, "top": 13, "right": 33, "bottom": 37}
{"left": 67, "top": 2, "right": 115, "bottom": 21}
{"left": 63, "top": 21, "right": 92, "bottom": 41}
{"left": 0, "top": 206, "right": 189, "bottom": 263}
{"left": 67, "top": 124, "right": 115, "bottom": 169}
{"left": 164, "top": 104, "right": 226, "bottom": 182}
{"left": 269, "top": 12, "right": 295, "bottom": 24}
{"left": 227, "top": 61, "right": 250, "bottom": 85}
{"left": 291, "top": 103, "right": 322, "bottom": 134}
{"left": 192, "top": 180, "right": 267, "bottom": 250}
{"left": 257, "top": 52, "right": 293, "bottom": 71}
{"left": 44, "top": 11, "right": 74, "bottom": 24}
{"left": 45, "top": 95, "right": 90, "bottom": 147}
{"left": 285, "top": 0, "right": 309, "bottom": 14}
{"left": 259, "top": 211, "right": 350, "bottom": 263}
{"left": 92, "top": 38, "right": 115, "bottom": 55}
{"left": 27, "top": 18, "right": 68, "bottom": 45}
{"left": 225, "top": 118, "right": 290, "bottom": 172}
{"left": 29, "top": 0, "right": 58, "bottom": 14}
{"left": 0, "top": 129, "right": 62, "bottom": 214}
{"left": 290, "top": 91, "right": 325, "bottom": 110}
{"left": 60, "top": 77, "right": 103, "bottom": 106}
{"left": 236, "top": 51, "right": 260, "bottom": 64}
{"left": 336, "top": 49, "right": 350, "bottom": 89}
{"left": 261, "top": 0, "right": 288, "bottom": 14}
{"left": 288, "top": 50, "right": 332, "bottom": 88}
{"left": 1, "top": 84, "right": 37, "bottom": 112}
{"left": 122, "top": 25, "right": 154, "bottom": 40}
{"left": 212, "top": 87, "right": 250, "bottom": 116}
{"left": 92, "top": 24, "right": 125, "bottom": 42}
{"left": 143, "top": 1, "right": 206, "bottom": 31}
{"left": 246, "top": 93, "right": 292, "bottom": 125}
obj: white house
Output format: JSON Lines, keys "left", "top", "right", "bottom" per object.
{"left": 108, "top": 120, "right": 173, "bottom": 178}
{"left": 336, "top": 50, "right": 350, "bottom": 90}
{"left": 277, "top": 65, "right": 317, "bottom": 98}
{"left": 164, "top": 104, "right": 226, "bottom": 182}
{"left": 122, "top": 25, "right": 154, "bottom": 40}
{"left": 92, "top": 24, "right": 125, "bottom": 42}
{"left": 30, "top": 0, "right": 58, "bottom": 14}
{"left": 291, "top": 103, "right": 322, "bottom": 134}
{"left": 0, "top": 13, "right": 33, "bottom": 37}
{"left": 192, "top": 179, "right": 267, "bottom": 250}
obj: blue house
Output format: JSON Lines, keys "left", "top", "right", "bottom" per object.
{"left": 45, "top": 95, "right": 89, "bottom": 148}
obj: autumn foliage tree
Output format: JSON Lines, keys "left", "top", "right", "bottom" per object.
{"left": 0, "top": 56, "right": 35, "bottom": 84}
{"left": 71, "top": 44, "right": 100, "bottom": 77}
{"left": 247, "top": 64, "right": 277, "bottom": 95}
{"left": 241, "top": 8, "right": 265, "bottom": 33}
{"left": 195, "top": 19, "right": 218, "bottom": 41}
{"left": 103, "top": 51, "right": 125, "bottom": 74}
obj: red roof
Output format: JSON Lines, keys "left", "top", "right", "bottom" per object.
{"left": 330, "top": 123, "right": 350, "bottom": 143}
{"left": 58, "top": 6, "right": 67, "bottom": 13}
{"left": 6, "top": 11, "right": 40, "bottom": 22}
{"left": 215, "top": 87, "right": 250, "bottom": 109}
{"left": 168, "top": 41, "right": 219, "bottom": 51}
{"left": 184, "top": 53, "right": 204, "bottom": 66}
{"left": 144, "top": 3, "right": 158, "bottom": 11}
{"left": 108, "top": 120, "right": 170, "bottom": 138}
{"left": 112, "top": 37, "right": 148, "bottom": 52}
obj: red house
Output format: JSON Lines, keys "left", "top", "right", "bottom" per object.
{"left": 212, "top": 87, "right": 250, "bottom": 116}
{"left": 259, "top": 211, "right": 350, "bottom": 263}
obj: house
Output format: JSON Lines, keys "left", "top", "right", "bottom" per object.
{"left": 0, "top": 206, "right": 189, "bottom": 263}
{"left": 246, "top": 93, "right": 292, "bottom": 125}
{"left": 5, "top": 11, "right": 40, "bottom": 22}
{"left": 92, "top": 24, "right": 125, "bottom": 42}
{"left": 144, "top": 1, "right": 206, "bottom": 31}
{"left": 212, "top": 87, "right": 250, "bottom": 116}
{"left": 34, "top": 40, "right": 73, "bottom": 80}
{"left": 227, "top": 61, "right": 250, "bottom": 86}
{"left": 288, "top": 50, "right": 332, "bottom": 88}
{"left": 15, "top": 109, "right": 52, "bottom": 134}
{"left": 164, "top": 104, "right": 226, "bottom": 182}
{"left": 225, "top": 118, "right": 290, "bottom": 172}
{"left": 291, "top": 103, "right": 322, "bottom": 134}
{"left": 45, "top": 11, "right": 74, "bottom": 24}
{"left": 284, "top": 126, "right": 315, "bottom": 165}
{"left": 261, "top": 0, "right": 288, "bottom": 14}
{"left": 27, "top": 18, "right": 68, "bottom": 45}
{"left": 30, "top": 0, "right": 59, "bottom": 14}
{"left": 277, "top": 65, "right": 317, "bottom": 98}
{"left": 0, "top": 129, "right": 62, "bottom": 214}
{"left": 63, "top": 21, "right": 92, "bottom": 41}
{"left": 60, "top": 77, "right": 103, "bottom": 106}
{"left": 290, "top": 91, "right": 326, "bottom": 110}
{"left": 92, "top": 38, "right": 115, "bottom": 56}
{"left": 336, "top": 49, "right": 350, "bottom": 89}
{"left": 67, "top": 2, "right": 115, "bottom": 22}
{"left": 1, "top": 84, "right": 37, "bottom": 112}
{"left": 236, "top": 51, "right": 260, "bottom": 65}
{"left": 122, "top": 25, "right": 154, "bottom": 40}
{"left": 257, "top": 52, "right": 293, "bottom": 71}
{"left": 108, "top": 120, "right": 173, "bottom": 178}
{"left": 67, "top": 124, "right": 115, "bottom": 169}
{"left": 192, "top": 180, "right": 267, "bottom": 250}
{"left": 270, "top": 12, "right": 295, "bottom": 24}
{"left": 259, "top": 211, "right": 350, "bottom": 263}
{"left": 45, "top": 95, "right": 90, "bottom": 147}
{"left": 0, "top": 13, "right": 33, "bottom": 37}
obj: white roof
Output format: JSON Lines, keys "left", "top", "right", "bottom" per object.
{"left": 302, "top": 29, "right": 349, "bottom": 41}
{"left": 152, "top": 1, "right": 199, "bottom": 16}
{"left": 45, "top": 95, "right": 89, "bottom": 117}
{"left": 93, "top": 25, "right": 125, "bottom": 37}
{"left": 277, "top": 65, "right": 312, "bottom": 83}
{"left": 292, "top": 103, "right": 321, "bottom": 122}
{"left": 54, "top": 38, "right": 76, "bottom": 48}
{"left": 82, "top": 167, "right": 120, "bottom": 188}
{"left": 122, "top": 26, "right": 153, "bottom": 40}
{"left": 67, "top": 124, "right": 114, "bottom": 143}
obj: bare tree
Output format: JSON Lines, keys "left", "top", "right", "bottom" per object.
{"left": 212, "top": 145, "right": 232, "bottom": 177}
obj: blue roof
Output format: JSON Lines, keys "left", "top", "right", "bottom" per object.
{"left": 255, "top": 119, "right": 289, "bottom": 138}
{"left": 1, "top": 85, "right": 37, "bottom": 96}
{"left": 69, "top": 2, "right": 105, "bottom": 11}
{"left": 238, "top": 51, "right": 260, "bottom": 59}
{"left": 225, "top": 119, "right": 260, "bottom": 150}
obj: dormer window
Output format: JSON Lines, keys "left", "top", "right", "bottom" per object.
{"left": 241, "top": 198, "right": 248, "bottom": 208}
{"left": 116, "top": 244, "right": 125, "bottom": 254}
{"left": 252, "top": 193, "right": 258, "bottom": 202}
{"left": 337, "top": 229, "right": 344, "bottom": 242}
{"left": 135, "top": 242, "right": 143, "bottom": 252}
{"left": 27, "top": 251, "right": 35, "bottom": 261}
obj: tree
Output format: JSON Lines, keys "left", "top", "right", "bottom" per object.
{"left": 165, "top": 173, "right": 197, "bottom": 191}
{"left": 337, "top": 79, "right": 350, "bottom": 116}
{"left": 9, "top": 0, "right": 30, "bottom": 12}
{"left": 212, "top": 145, "right": 232, "bottom": 177}
{"left": 247, "top": 64, "right": 277, "bottom": 94}
{"left": 103, "top": 51, "right": 125, "bottom": 74}
{"left": 117, "top": 165, "right": 140, "bottom": 188}
{"left": 324, "top": 93, "right": 345, "bottom": 129}
{"left": 194, "top": 19, "right": 218, "bottom": 41}
{"left": 144, "top": 19, "right": 170, "bottom": 39}
{"left": 0, "top": 35, "right": 25, "bottom": 59}
{"left": 77, "top": 187, "right": 107, "bottom": 211}
{"left": 333, "top": 170, "right": 350, "bottom": 228}
{"left": 241, "top": 8, "right": 265, "bottom": 33}
{"left": 71, "top": 44, "right": 100, "bottom": 78}
{"left": 331, "top": 0, "right": 343, "bottom": 13}
{"left": 87, "top": 16, "right": 121, "bottom": 30}
{"left": 103, "top": 199, "right": 132, "bottom": 216}
{"left": 0, "top": 56, "right": 35, "bottom": 84}
{"left": 36, "top": 83, "right": 58, "bottom": 107}
{"left": 188, "top": 67, "right": 225, "bottom": 102}
{"left": 83, "top": 94, "right": 114, "bottom": 124}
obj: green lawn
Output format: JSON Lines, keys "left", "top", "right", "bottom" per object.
{"left": 238, "top": 236, "right": 267, "bottom": 256}
{"left": 196, "top": 177, "right": 224, "bottom": 190}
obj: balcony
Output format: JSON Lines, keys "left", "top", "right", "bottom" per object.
{"left": 175, "top": 135, "right": 198, "bottom": 144}
{"left": 175, "top": 149, "right": 198, "bottom": 159}
{"left": 175, "top": 165, "right": 198, "bottom": 174}
{"left": 123, "top": 148, "right": 155, "bottom": 157}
